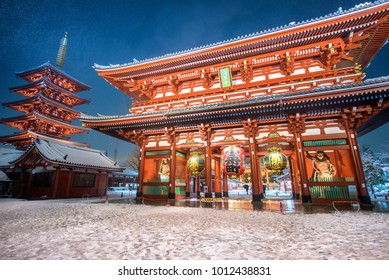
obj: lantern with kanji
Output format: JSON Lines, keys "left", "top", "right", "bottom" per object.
{"left": 187, "top": 151, "right": 205, "bottom": 176}
{"left": 263, "top": 147, "right": 288, "bottom": 174}
{"left": 221, "top": 146, "right": 245, "bottom": 176}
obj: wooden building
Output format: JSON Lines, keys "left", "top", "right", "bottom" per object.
{"left": 0, "top": 148, "right": 24, "bottom": 197}
{"left": 109, "top": 168, "right": 139, "bottom": 188}
{"left": 81, "top": 2, "right": 389, "bottom": 205}
{"left": 9, "top": 138, "right": 124, "bottom": 199}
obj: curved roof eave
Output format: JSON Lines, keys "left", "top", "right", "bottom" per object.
{"left": 9, "top": 77, "right": 91, "bottom": 105}
{"left": 80, "top": 75, "right": 389, "bottom": 124}
{"left": 15, "top": 62, "right": 92, "bottom": 91}
{"left": 93, "top": 1, "right": 389, "bottom": 72}
{"left": 10, "top": 138, "right": 124, "bottom": 172}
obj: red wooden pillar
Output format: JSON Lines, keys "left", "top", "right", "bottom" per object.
{"left": 185, "top": 151, "right": 191, "bottom": 198}
{"left": 196, "top": 176, "right": 201, "bottom": 198}
{"left": 248, "top": 137, "right": 262, "bottom": 202}
{"left": 26, "top": 171, "right": 34, "bottom": 198}
{"left": 66, "top": 169, "right": 74, "bottom": 197}
{"left": 290, "top": 155, "right": 300, "bottom": 200}
{"left": 343, "top": 117, "right": 371, "bottom": 204}
{"left": 198, "top": 124, "right": 213, "bottom": 198}
{"left": 51, "top": 167, "right": 60, "bottom": 198}
{"left": 19, "top": 168, "right": 28, "bottom": 197}
{"left": 95, "top": 172, "right": 106, "bottom": 197}
{"left": 214, "top": 157, "right": 222, "bottom": 198}
{"left": 204, "top": 141, "right": 213, "bottom": 198}
{"left": 222, "top": 173, "right": 228, "bottom": 197}
{"left": 290, "top": 116, "right": 310, "bottom": 203}
{"left": 168, "top": 133, "right": 177, "bottom": 199}
{"left": 258, "top": 157, "right": 264, "bottom": 197}
{"left": 295, "top": 134, "right": 310, "bottom": 202}
{"left": 137, "top": 143, "right": 145, "bottom": 198}
{"left": 244, "top": 119, "right": 262, "bottom": 202}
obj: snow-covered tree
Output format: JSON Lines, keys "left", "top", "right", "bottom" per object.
{"left": 360, "top": 145, "right": 385, "bottom": 193}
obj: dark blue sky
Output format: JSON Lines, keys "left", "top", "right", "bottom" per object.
{"left": 1, "top": 0, "right": 388, "bottom": 164}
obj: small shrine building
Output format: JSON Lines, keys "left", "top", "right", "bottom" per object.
{"left": 9, "top": 138, "right": 123, "bottom": 199}
{"left": 81, "top": 1, "right": 389, "bottom": 205}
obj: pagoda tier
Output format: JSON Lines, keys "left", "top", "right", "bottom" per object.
{"left": 9, "top": 77, "right": 90, "bottom": 107}
{"left": 0, "top": 111, "right": 89, "bottom": 137}
{"left": 3, "top": 94, "right": 81, "bottom": 122}
{"left": 94, "top": 1, "right": 389, "bottom": 113}
{"left": 15, "top": 62, "right": 91, "bottom": 93}
{"left": 0, "top": 130, "right": 90, "bottom": 150}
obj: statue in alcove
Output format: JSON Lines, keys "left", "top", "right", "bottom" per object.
{"left": 306, "top": 151, "right": 336, "bottom": 181}
{"left": 159, "top": 158, "right": 170, "bottom": 182}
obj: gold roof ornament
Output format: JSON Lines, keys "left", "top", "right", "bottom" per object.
{"left": 56, "top": 32, "right": 68, "bottom": 69}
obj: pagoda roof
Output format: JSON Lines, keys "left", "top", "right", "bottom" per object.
{"left": 11, "top": 138, "right": 124, "bottom": 172}
{"left": 9, "top": 77, "right": 90, "bottom": 106}
{"left": 3, "top": 93, "right": 81, "bottom": 117}
{"left": 94, "top": 1, "right": 389, "bottom": 76}
{"left": 356, "top": 105, "right": 389, "bottom": 136}
{"left": 15, "top": 62, "right": 91, "bottom": 93}
{"left": 110, "top": 167, "right": 138, "bottom": 177}
{"left": 80, "top": 75, "right": 389, "bottom": 137}
{"left": 0, "top": 148, "right": 24, "bottom": 169}
{"left": 0, "top": 130, "right": 90, "bottom": 150}
{"left": 0, "top": 111, "right": 90, "bottom": 135}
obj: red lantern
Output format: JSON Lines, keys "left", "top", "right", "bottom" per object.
{"left": 221, "top": 146, "right": 245, "bottom": 176}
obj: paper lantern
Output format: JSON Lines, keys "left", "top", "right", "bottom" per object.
{"left": 188, "top": 151, "right": 205, "bottom": 176}
{"left": 221, "top": 146, "right": 245, "bottom": 176}
{"left": 263, "top": 147, "right": 288, "bottom": 174}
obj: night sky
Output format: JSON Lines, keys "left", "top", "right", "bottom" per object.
{"left": 1, "top": 0, "right": 388, "bottom": 164}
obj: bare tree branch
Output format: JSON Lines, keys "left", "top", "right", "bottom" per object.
{"left": 126, "top": 149, "right": 140, "bottom": 171}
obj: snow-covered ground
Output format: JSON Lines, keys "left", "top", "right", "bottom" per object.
{"left": 0, "top": 198, "right": 388, "bottom": 260}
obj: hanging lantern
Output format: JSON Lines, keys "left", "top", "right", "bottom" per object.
{"left": 187, "top": 151, "right": 205, "bottom": 176}
{"left": 221, "top": 146, "right": 245, "bottom": 176}
{"left": 263, "top": 147, "right": 288, "bottom": 174}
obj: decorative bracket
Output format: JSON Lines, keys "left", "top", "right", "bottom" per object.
{"left": 242, "top": 119, "right": 259, "bottom": 139}
{"left": 287, "top": 113, "right": 307, "bottom": 135}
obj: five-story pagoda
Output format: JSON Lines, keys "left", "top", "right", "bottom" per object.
{"left": 0, "top": 33, "right": 91, "bottom": 149}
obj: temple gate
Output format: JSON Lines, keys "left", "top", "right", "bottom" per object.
{"left": 81, "top": 2, "right": 389, "bottom": 205}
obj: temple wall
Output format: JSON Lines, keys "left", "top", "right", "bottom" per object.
{"left": 26, "top": 169, "right": 110, "bottom": 199}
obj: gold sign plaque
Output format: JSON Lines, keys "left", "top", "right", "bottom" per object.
{"left": 218, "top": 67, "right": 232, "bottom": 89}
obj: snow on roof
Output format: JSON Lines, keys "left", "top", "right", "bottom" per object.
{"left": 15, "top": 62, "right": 91, "bottom": 91}
{"left": 122, "top": 168, "right": 138, "bottom": 176}
{"left": 0, "top": 148, "right": 24, "bottom": 168}
{"left": 12, "top": 138, "right": 124, "bottom": 172}
{"left": 112, "top": 167, "right": 138, "bottom": 176}
{"left": 0, "top": 170, "right": 11, "bottom": 181}
{"left": 93, "top": 1, "right": 387, "bottom": 70}
{"left": 9, "top": 77, "right": 91, "bottom": 105}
